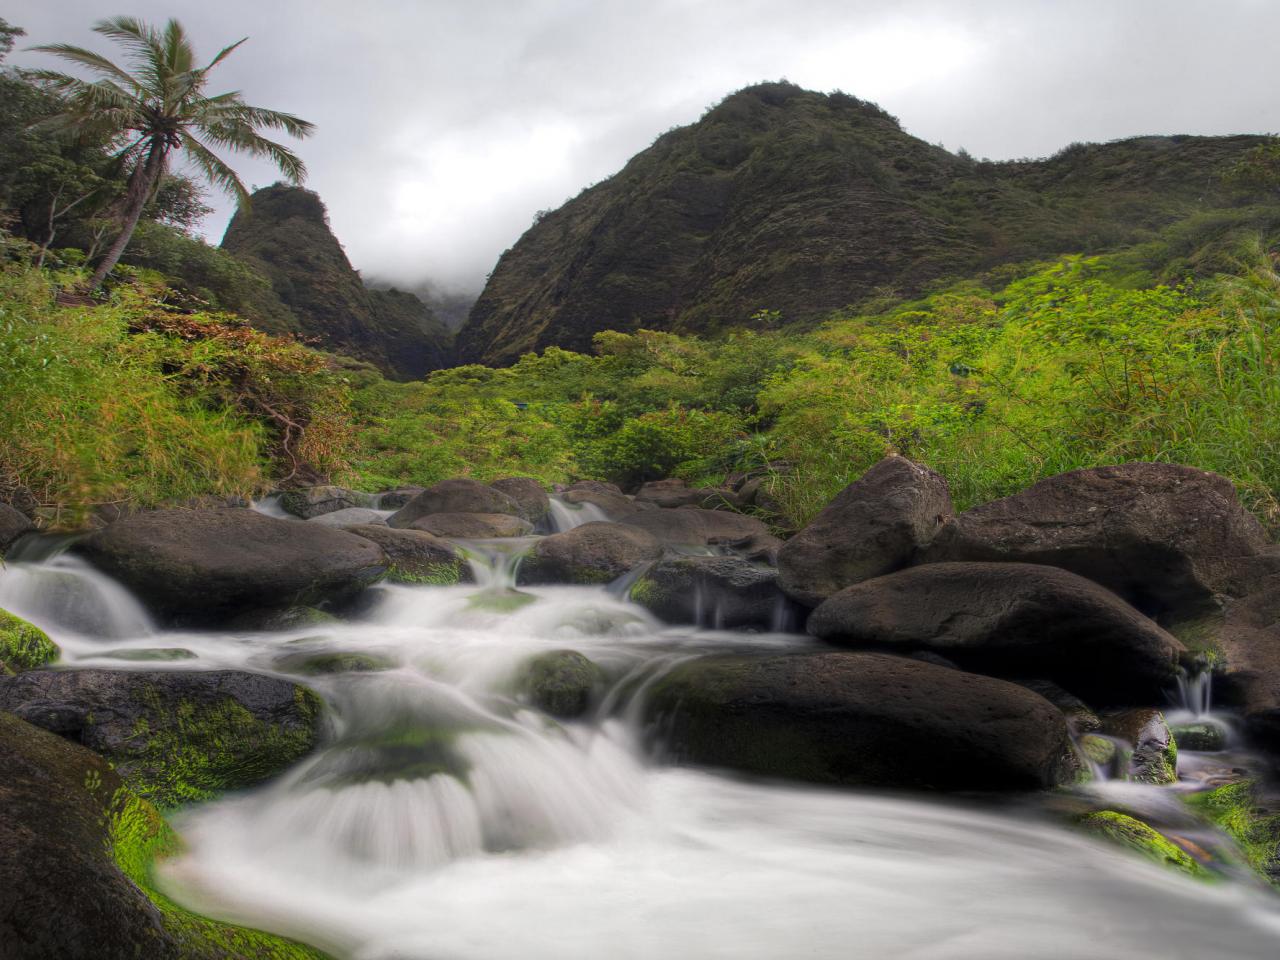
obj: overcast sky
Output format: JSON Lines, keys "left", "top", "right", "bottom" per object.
{"left": 9, "top": 1, "right": 1279, "bottom": 293}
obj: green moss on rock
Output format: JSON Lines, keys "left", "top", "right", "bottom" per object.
{"left": 1079, "top": 811, "right": 1207, "bottom": 878}
{"left": 0, "top": 607, "right": 58, "bottom": 673}
{"left": 1186, "top": 781, "right": 1280, "bottom": 888}
{"left": 272, "top": 650, "right": 395, "bottom": 675}
{"left": 516, "top": 650, "right": 605, "bottom": 718}
{"left": 388, "top": 559, "right": 465, "bottom": 585}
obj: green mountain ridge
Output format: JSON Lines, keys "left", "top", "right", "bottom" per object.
{"left": 456, "top": 81, "right": 1275, "bottom": 366}
{"left": 221, "top": 184, "right": 454, "bottom": 380}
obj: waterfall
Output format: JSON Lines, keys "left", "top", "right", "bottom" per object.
{"left": 0, "top": 551, "right": 153, "bottom": 640}
{"left": 1175, "top": 666, "right": 1213, "bottom": 718}
{"left": 547, "top": 496, "right": 610, "bottom": 532}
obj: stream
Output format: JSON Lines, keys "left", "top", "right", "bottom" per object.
{"left": 4, "top": 500, "right": 1280, "bottom": 959}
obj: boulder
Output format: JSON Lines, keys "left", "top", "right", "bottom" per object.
{"left": 635, "top": 479, "right": 739, "bottom": 510}
{"left": 620, "top": 508, "right": 781, "bottom": 562}
{"left": 387, "top": 478, "right": 521, "bottom": 527}
{"left": 0, "top": 668, "right": 324, "bottom": 807}
{"left": 1078, "top": 811, "right": 1205, "bottom": 877}
{"left": 630, "top": 556, "right": 796, "bottom": 630}
{"left": 0, "top": 501, "right": 34, "bottom": 556}
{"left": 375, "top": 485, "right": 426, "bottom": 509}
{"left": 519, "top": 521, "right": 662, "bottom": 585}
{"left": 279, "top": 484, "right": 374, "bottom": 519}
{"left": 561, "top": 480, "right": 641, "bottom": 519}
{"left": 0, "top": 711, "right": 326, "bottom": 959}
{"left": 808, "top": 562, "right": 1185, "bottom": 704}
{"left": 644, "top": 652, "right": 1079, "bottom": 790}
{"left": 0, "top": 607, "right": 59, "bottom": 674}
{"left": 75, "top": 508, "right": 387, "bottom": 624}
{"left": 404, "top": 512, "right": 533, "bottom": 539}
{"left": 515, "top": 650, "right": 605, "bottom": 718}
{"left": 343, "top": 524, "right": 470, "bottom": 584}
{"left": 490, "top": 477, "right": 551, "bottom": 524}
{"left": 227, "top": 606, "right": 337, "bottom": 631}
{"left": 922, "top": 463, "right": 1268, "bottom": 619}
{"left": 1171, "top": 721, "right": 1228, "bottom": 752}
{"left": 777, "top": 456, "right": 953, "bottom": 607}
{"left": 1102, "top": 709, "right": 1178, "bottom": 784}
{"left": 306, "top": 506, "right": 388, "bottom": 527}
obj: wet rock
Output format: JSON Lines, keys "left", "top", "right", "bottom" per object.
{"left": 307, "top": 506, "right": 388, "bottom": 527}
{"left": 644, "top": 652, "right": 1079, "bottom": 790}
{"left": 0, "top": 607, "right": 59, "bottom": 674}
{"left": 1078, "top": 811, "right": 1205, "bottom": 877}
{"left": 0, "top": 711, "right": 326, "bottom": 959}
{"left": 0, "top": 501, "right": 34, "bottom": 556}
{"left": 1172, "top": 721, "right": 1228, "bottom": 752}
{"left": 630, "top": 555, "right": 796, "bottom": 630}
{"left": 1016, "top": 678, "right": 1102, "bottom": 733}
{"left": 1103, "top": 709, "right": 1178, "bottom": 785}
{"left": 636, "top": 479, "right": 739, "bottom": 510}
{"left": 75, "top": 508, "right": 387, "bottom": 624}
{"left": 98, "top": 647, "right": 197, "bottom": 662}
{"left": 561, "top": 480, "right": 641, "bottom": 519}
{"left": 490, "top": 477, "right": 552, "bottom": 524}
{"left": 0, "top": 668, "right": 324, "bottom": 807}
{"left": 228, "top": 606, "right": 338, "bottom": 631}
{"left": 808, "top": 562, "right": 1184, "bottom": 704}
{"left": 1080, "top": 735, "right": 1118, "bottom": 770}
{"left": 777, "top": 456, "right": 953, "bottom": 607}
{"left": 344, "top": 524, "right": 469, "bottom": 584}
{"left": 387, "top": 478, "right": 521, "bottom": 528}
{"left": 1185, "top": 780, "right": 1280, "bottom": 888}
{"left": 922, "top": 463, "right": 1268, "bottom": 620}
{"left": 519, "top": 521, "right": 662, "bottom": 585}
{"left": 405, "top": 512, "right": 533, "bottom": 539}
{"left": 620, "top": 508, "right": 781, "bottom": 562}
{"left": 516, "top": 650, "right": 605, "bottom": 718}
{"left": 272, "top": 650, "right": 395, "bottom": 675}
{"left": 279, "top": 484, "right": 375, "bottom": 519}
{"left": 376, "top": 485, "right": 426, "bottom": 509}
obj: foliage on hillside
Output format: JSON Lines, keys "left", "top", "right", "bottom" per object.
{"left": 221, "top": 184, "right": 453, "bottom": 381}
{"left": 0, "top": 243, "right": 350, "bottom": 523}
{"left": 459, "top": 81, "right": 1277, "bottom": 366}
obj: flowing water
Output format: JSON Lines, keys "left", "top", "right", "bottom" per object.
{"left": 4, "top": 530, "right": 1280, "bottom": 959}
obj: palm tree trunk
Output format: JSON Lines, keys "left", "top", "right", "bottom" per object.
{"left": 87, "top": 140, "right": 167, "bottom": 290}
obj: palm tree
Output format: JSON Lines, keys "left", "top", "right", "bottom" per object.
{"left": 29, "top": 16, "right": 314, "bottom": 289}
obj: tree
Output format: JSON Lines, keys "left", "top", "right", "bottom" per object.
{"left": 29, "top": 16, "right": 313, "bottom": 289}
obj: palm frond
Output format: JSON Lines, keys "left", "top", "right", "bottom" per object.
{"left": 203, "top": 37, "right": 246, "bottom": 73}
{"left": 198, "top": 120, "right": 308, "bottom": 182}
{"left": 161, "top": 19, "right": 195, "bottom": 76}
{"left": 25, "top": 43, "right": 146, "bottom": 94}
{"left": 210, "top": 103, "right": 316, "bottom": 139}
{"left": 180, "top": 133, "right": 251, "bottom": 205}
{"left": 92, "top": 16, "right": 166, "bottom": 90}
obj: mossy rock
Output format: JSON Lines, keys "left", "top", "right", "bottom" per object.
{"left": 0, "top": 669, "right": 324, "bottom": 808}
{"left": 468, "top": 589, "right": 538, "bottom": 614}
{"left": 306, "top": 726, "right": 470, "bottom": 787}
{"left": 1079, "top": 811, "right": 1207, "bottom": 878}
{"left": 1185, "top": 781, "right": 1280, "bottom": 888}
{"left": 1171, "top": 721, "right": 1228, "bottom": 752}
{"left": 516, "top": 650, "right": 605, "bottom": 718}
{"left": 99, "top": 647, "right": 198, "bottom": 662}
{"left": 0, "top": 711, "right": 330, "bottom": 959}
{"left": 229, "top": 606, "right": 339, "bottom": 631}
{"left": 1079, "top": 734, "right": 1117, "bottom": 768}
{"left": 272, "top": 650, "right": 396, "bottom": 676}
{"left": 0, "top": 607, "right": 58, "bottom": 674}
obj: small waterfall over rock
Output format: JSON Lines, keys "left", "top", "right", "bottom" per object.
{"left": 0, "top": 548, "right": 153, "bottom": 639}
{"left": 547, "top": 496, "right": 610, "bottom": 532}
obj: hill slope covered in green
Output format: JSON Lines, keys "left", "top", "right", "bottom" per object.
{"left": 457, "top": 81, "right": 1276, "bottom": 365}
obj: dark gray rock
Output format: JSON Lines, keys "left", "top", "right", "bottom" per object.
{"left": 490, "top": 477, "right": 552, "bottom": 524}
{"left": 75, "top": 508, "right": 387, "bottom": 624}
{"left": 343, "top": 524, "right": 470, "bottom": 584}
{"left": 279, "top": 484, "right": 374, "bottom": 519}
{"left": 0, "top": 501, "right": 34, "bottom": 556}
{"left": 808, "top": 562, "right": 1185, "bottom": 704}
{"left": 519, "top": 521, "right": 662, "bottom": 585}
{"left": 561, "top": 480, "right": 640, "bottom": 519}
{"left": 922, "top": 463, "right": 1268, "bottom": 619}
{"left": 777, "top": 456, "right": 953, "bottom": 607}
{"left": 516, "top": 650, "right": 605, "bottom": 718}
{"left": 630, "top": 555, "right": 796, "bottom": 630}
{"left": 635, "top": 479, "right": 740, "bottom": 510}
{"left": 1102, "top": 709, "right": 1178, "bottom": 784}
{"left": 644, "top": 652, "right": 1080, "bottom": 790}
{"left": 404, "top": 512, "right": 533, "bottom": 539}
{"left": 0, "top": 668, "right": 324, "bottom": 807}
{"left": 388, "top": 478, "right": 521, "bottom": 527}
{"left": 307, "top": 506, "right": 388, "bottom": 527}
{"left": 620, "top": 508, "right": 781, "bottom": 562}
{"left": 375, "top": 485, "right": 426, "bottom": 509}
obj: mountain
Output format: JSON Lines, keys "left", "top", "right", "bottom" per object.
{"left": 365, "top": 278, "right": 478, "bottom": 334}
{"left": 221, "top": 185, "right": 453, "bottom": 380}
{"left": 456, "top": 81, "right": 1274, "bottom": 366}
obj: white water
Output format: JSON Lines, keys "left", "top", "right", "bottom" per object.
{"left": 4, "top": 547, "right": 1280, "bottom": 959}
{"left": 547, "top": 495, "right": 610, "bottom": 531}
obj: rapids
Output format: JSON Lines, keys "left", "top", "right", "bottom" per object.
{"left": 3, "top": 519, "right": 1280, "bottom": 960}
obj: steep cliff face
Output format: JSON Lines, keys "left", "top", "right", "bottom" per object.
{"left": 222, "top": 185, "right": 452, "bottom": 380}
{"left": 457, "top": 82, "right": 1272, "bottom": 366}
